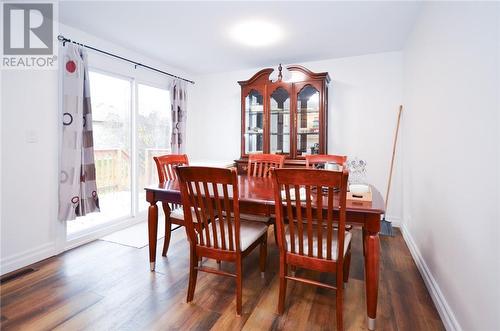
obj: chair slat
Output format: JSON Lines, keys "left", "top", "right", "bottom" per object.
{"left": 284, "top": 184, "right": 295, "bottom": 254}
{"left": 194, "top": 181, "right": 211, "bottom": 247}
{"left": 294, "top": 185, "right": 304, "bottom": 255}
{"left": 327, "top": 186, "right": 334, "bottom": 260}
{"left": 316, "top": 185, "right": 323, "bottom": 259}
{"left": 187, "top": 181, "right": 203, "bottom": 246}
{"left": 212, "top": 182, "right": 226, "bottom": 250}
{"left": 203, "top": 182, "right": 218, "bottom": 249}
{"left": 222, "top": 184, "right": 234, "bottom": 251}
{"left": 305, "top": 185, "right": 313, "bottom": 257}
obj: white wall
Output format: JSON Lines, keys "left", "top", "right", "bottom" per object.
{"left": 188, "top": 52, "right": 404, "bottom": 221}
{"left": 402, "top": 2, "right": 500, "bottom": 330}
{"left": 0, "top": 23, "right": 195, "bottom": 275}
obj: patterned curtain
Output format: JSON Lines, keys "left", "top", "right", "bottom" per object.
{"left": 170, "top": 79, "right": 187, "bottom": 153}
{"left": 58, "top": 44, "right": 100, "bottom": 221}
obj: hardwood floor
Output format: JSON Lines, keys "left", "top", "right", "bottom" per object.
{"left": 0, "top": 227, "right": 444, "bottom": 330}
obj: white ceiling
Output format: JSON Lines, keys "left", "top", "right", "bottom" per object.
{"left": 60, "top": 1, "right": 422, "bottom": 74}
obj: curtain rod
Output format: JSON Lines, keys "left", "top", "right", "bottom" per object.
{"left": 57, "top": 35, "right": 195, "bottom": 85}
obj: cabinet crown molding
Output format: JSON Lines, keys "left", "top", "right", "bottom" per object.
{"left": 238, "top": 65, "right": 331, "bottom": 86}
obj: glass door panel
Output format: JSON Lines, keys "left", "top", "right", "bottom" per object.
{"left": 137, "top": 84, "right": 171, "bottom": 212}
{"left": 270, "top": 87, "right": 290, "bottom": 155}
{"left": 296, "top": 85, "right": 320, "bottom": 157}
{"left": 68, "top": 71, "right": 132, "bottom": 237}
{"left": 244, "top": 90, "right": 264, "bottom": 154}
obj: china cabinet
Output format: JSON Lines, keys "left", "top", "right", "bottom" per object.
{"left": 235, "top": 65, "right": 330, "bottom": 173}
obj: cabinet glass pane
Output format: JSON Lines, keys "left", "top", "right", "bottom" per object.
{"left": 296, "top": 85, "right": 320, "bottom": 156}
{"left": 245, "top": 90, "right": 264, "bottom": 154}
{"left": 270, "top": 87, "right": 290, "bottom": 155}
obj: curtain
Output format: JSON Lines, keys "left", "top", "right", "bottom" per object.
{"left": 170, "top": 79, "right": 188, "bottom": 153}
{"left": 58, "top": 44, "right": 100, "bottom": 221}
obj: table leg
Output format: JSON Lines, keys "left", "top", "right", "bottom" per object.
{"left": 148, "top": 201, "right": 158, "bottom": 271}
{"left": 363, "top": 227, "right": 380, "bottom": 330}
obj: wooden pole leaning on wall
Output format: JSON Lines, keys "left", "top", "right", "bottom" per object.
{"left": 380, "top": 105, "right": 403, "bottom": 236}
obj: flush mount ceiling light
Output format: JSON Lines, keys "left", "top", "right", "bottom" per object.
{"left": 229, "top": 20, "right": 283, "bottom": 47}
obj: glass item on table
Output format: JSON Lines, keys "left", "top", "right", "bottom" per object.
{"left": 347, "top": 157, "right": 367, "bottom": 185}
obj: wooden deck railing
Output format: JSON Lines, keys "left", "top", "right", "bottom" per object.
{"left": 94, "top": 148, "right": 170, "bottom": 194}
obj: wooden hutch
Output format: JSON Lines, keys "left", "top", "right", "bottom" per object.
{"left": 235, "top": 65, "right": 331, "bottom": 174}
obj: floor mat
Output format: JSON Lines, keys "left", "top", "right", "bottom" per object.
{"left": 100, "top": 220, "right": 167, "bottom": 248}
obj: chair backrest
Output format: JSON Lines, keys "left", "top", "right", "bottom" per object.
{"left": 176, "top": 166, "right": 242, "bottom": 252}
{"left": 247, "top": 154, "right": 285, "bottom": 177}
{"left": 305, "top": 154, "right": 347, "bottom": 169}
{"left": 271, "top": 168, "right": 349, "bottom": 261}
{"left": 153, "top": 154, "right": 189, "bottom": 182}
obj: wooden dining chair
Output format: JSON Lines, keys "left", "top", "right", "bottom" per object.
{"left": 176, "top": 166, "right": 268, "bottom": 315}
{"left": 247, "top": 153, "right": 285, "bottom": 177}
{"left": 305, "top": 154, "right": 347, "bottom": 169}
{"left": 246, "top": 153, "right": 286, "bottom": 240}
{"left": 271, "top": 168, "right": 351, "bottom": 331}
{"left": 305, "top": 154, "right": 352, "bottom": 232}
{"left": 153, "top": 154, "right": 191, "bottom": 256}
{"left": 245, "top": 153, "right": 285, "bottom": 223}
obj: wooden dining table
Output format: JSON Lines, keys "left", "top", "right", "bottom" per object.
{"left": 145, "top": 175, "right": 385, "bottom": 330}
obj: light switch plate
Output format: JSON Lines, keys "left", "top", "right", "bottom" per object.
{"left": 26, "top": 130, "right": 38, "bottom": 143}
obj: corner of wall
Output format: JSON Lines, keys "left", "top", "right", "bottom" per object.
{"left": 400, "top": 223, "right": 462, "bottom": 331}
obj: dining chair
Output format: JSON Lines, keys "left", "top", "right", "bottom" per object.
{"left": 153, "top": 154, "right": 192, "bottom": 256}
{"left": 176, "top": 166, "right": 268, "bottom": 315}
{"left": 247, "top": 153, "right": 285, "bottom": 177}
{"left": 305, "top": 154, "right": 352, "bottom": 232}
{"left": 245, "top": 153, "right": 286, "bottom": 223}
{"left": 246, "top": 153, "right": 286, "bottom": 241}
{"left": 305, "top": 154, "right": 347, "bottom": 169}
{"left": 271, "top": 168, "right": 351, "bottom": 331}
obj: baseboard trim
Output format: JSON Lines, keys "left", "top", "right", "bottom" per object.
{"left": 65, "top": 215, "right": 147, "bottom": 251}
{"left": 0, "top": 242, "right": 56, "bottom": 276}
{"left": 1, "top": 215, "right": 148, "bottom": 276}
{"left": 400, "top": 223, "right": 462, "bottom": 331}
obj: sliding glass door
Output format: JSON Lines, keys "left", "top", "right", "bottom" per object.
{"left": 136, "top": 83, "right": 171, "bottom": 212}
{"left": 67, "top": 71, "right": 170, "bottom": 239}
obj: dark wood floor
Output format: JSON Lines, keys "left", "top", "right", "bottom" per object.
{"left": 1, "top": 227, "right": 444, "bottom": 330}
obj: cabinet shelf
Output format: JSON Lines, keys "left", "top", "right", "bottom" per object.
{"left": 297, "top": 110, "right": 320, "bottom": 114}
{"left": 246, "top": 111, "right": 290, "bottom": 115}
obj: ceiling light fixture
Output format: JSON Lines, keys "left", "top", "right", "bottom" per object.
{"left": 229, "top": 20, "right": 283, "bottom": 47}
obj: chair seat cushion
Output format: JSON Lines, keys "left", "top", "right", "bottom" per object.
{"left": 240, "top": 213, "right": 272, "bottom": 223}
{"left": 223, "top": 211, "right": 271, "bottom": 224}
{"left": 206, "top": 219, "right": 268, "bottom": 251}
{"left": 285, "top": 225, "right": 352, "bottom": 260}
{"left": 170, "top": 207, "right": 199, "bottom": 222}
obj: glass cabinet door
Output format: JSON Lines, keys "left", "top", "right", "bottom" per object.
{"left": 244, "top": 90, "right": 264, "bottom": 154}
{"left": 296, "top": 85, "right": 320, "bottom": 156}
{"left": 270, "top": 87, "right": 290, "bottom": 155}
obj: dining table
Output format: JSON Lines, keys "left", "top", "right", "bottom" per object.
{"left": 145, "top": 175, "right": 385, "bottom": 330}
